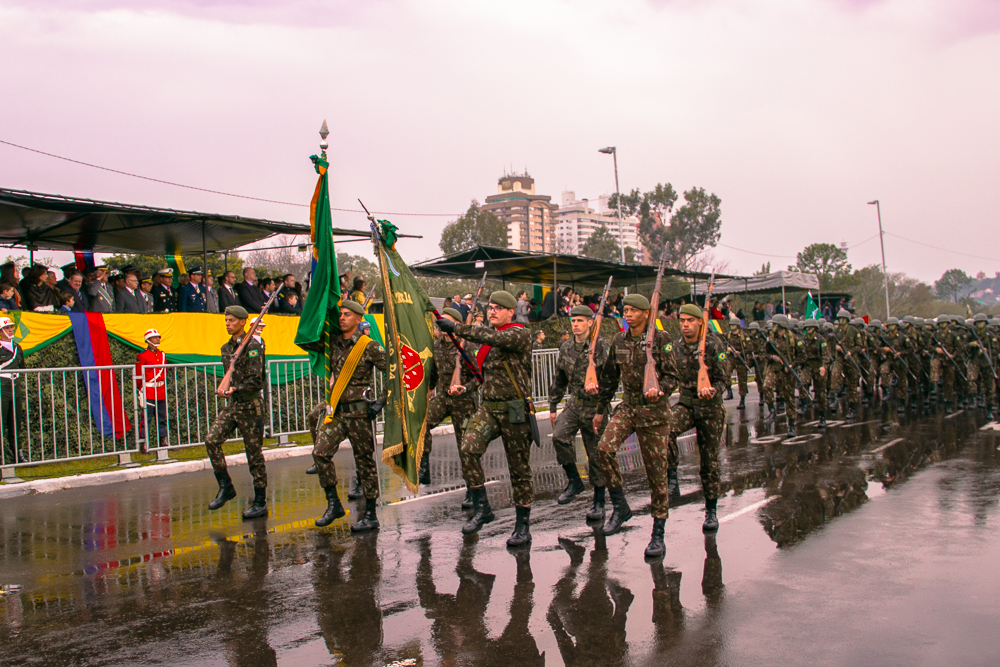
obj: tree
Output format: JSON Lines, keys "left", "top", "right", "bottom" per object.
{"left": 789, "top": 243, "right": 852, "bottom": 290}
{"left": 935, "top": 269, "right": 973, "bottom": 303}
{"left": 848, "top": 265, "right": 936, "bottom": 319}
{"left": 580, "top": 225, "right": 635, "bottom": 263}
{"left": 439, "top": 200, "right": 507, "bottom": 255}
{"left": 754, "top": 261, "right": 771, "bottom": 276}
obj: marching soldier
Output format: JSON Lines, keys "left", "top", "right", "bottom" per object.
{"left": 152, "top": 268, "right": 177, "bottom": 313}
{"left": 931, "top": 316, "right": 963, "bottom": 413}
{"left": 799, "top": 319, "right": 832, "bottom": 427}
{"left": 748, "top": 322, "right": 767, "bottom": 404}
{"left": 832, "top": 310, "right": 863, "bottom": 420}
{"left": 435, "top": 290, "right": 535, "bottom": 548}
{"left": 423, "top": 307, "right": 479, "bottom": 493}
{"left": 205, "top": 306, "right": 270, "bottom": 520}
{"left": 763, "top": 314, "right": 804, "bottom": 436}
{"left": 725, "top": 321, "right": 750, "bottom": 410}
{"left": 668, "top": 304, "right": 728, "bottom": 537}
{"left": 548, "top": 304, "right": 611, "bottom": 522}
{"left": 878, "top": 317, "right": 913, "bottom": 412}
{"left": 589, "top": 294, "right": 678, "bottom": 559}
{"left": 967, "top": 313, "right": 997, "bottom": 417}
{"left": 312, "top": 300, "right": 386, "bottom": 532}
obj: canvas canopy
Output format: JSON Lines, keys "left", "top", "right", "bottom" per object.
{"left": 696, "top": 270, "right": 820, "bottom": 295}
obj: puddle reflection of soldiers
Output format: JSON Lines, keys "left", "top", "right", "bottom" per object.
{"left": 214, "top": 530, "right": 277, "bottom": 667}
{"left": 314, "top": 532, "right": 384, "bottom": 665}
{"left": 547, "top": 536, "right": 632, "bottom": 666}
{"left": 649, "top": 562, "right": 684, "bottom": 656}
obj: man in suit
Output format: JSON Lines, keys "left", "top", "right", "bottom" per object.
{"left": 152, "top": 268, "right": 177, "bottom": 313}
{"left": 205, "top": 274, "right": 220, "bottom": 314}
{"left": 276, "top": 274, "right": 297, "bottom": 313}
{"left": 235, "top": 267, "right": 265, "bottom": 313}
{"left": 217, "top": 271, "right": 240, "bottom": 310}
{"left": 177, "top": 267, "right": 207, "bottom": 312}
{"left": 115, "top": 272, "right": 148, "bottom": 313}
{"left": 86, "top": 265, "right": 115, "bottom": 313}
{"left": 57, "top": 265, "right": 89, "bottom": 313}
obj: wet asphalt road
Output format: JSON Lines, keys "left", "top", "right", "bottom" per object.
{"left": 3, "top": 390, "right": 1000, "bottom": 666}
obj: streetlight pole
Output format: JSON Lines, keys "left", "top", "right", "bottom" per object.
{"left": 868, "top": 199, "right": 890, "bottom": 319}
{"left": 599, "top": 146, "right": 627, "bottom": 263}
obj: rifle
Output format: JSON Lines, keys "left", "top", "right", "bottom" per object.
{"left": 766, "top": 333, "right": 812, "bottom": 402}
{"left": 361, "top": 284, "right": 377, "bottom": 312}
{"left": 585, "top": 276, "right": 614, "bottom": 393}
{"left": 217, "top": 288, "right": 280, "bottom": 396}
{"left": 697, "top": 271, "right": 716, "bottom": 395}
{"left": 726, "top": 343, "right": 751, "bottom": 371}
{"left": 968, "top": 326, "right": 998, "bottom": 380}
{"left": 932, "top": 330, "right": 969, "bottom": 382}
{"left": 878, "top": 332, "right": 919, "bottom": 382}
{"left": 450, "top": 271, "right": 487, "bottom": 392}
{"left": 642, "top": 250, "right": 669, "bottom": 398}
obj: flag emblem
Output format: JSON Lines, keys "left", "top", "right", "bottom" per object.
{"left": 400, "top": 344, "right": 425, "bottom": 391}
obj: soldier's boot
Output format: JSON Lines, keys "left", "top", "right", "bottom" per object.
{"left": 350, "top": 497, "right": 380, "bottom": 533}
{"left": 897, "top": 396, "right": 906, "bottom": 414}
{"left": 880, "top": 385, "right": 890, "bottom": 403}
{"left": 944, "top": 401, "right": 954, "bottom": 415}
{"left": 586, "top": 486, "right": 606, "bottom": 522}
{"left": 461, "top": 487, "right": 474, "bottom": 510}
{"left": 644, "top": 517, "right": 666, "bottom": 559}
{"left": 776, "top": 398, "right": 785, "bottom": 413}
{"left": 725, "top": 387, "right": 734, "bottom": 400}
{"left": 703, "top": 499, "right": 720, "bottom": 532}
{"left": 818, "top": 412, "right": 827, "bottom": 428}
{"left": 737, "top": 395, "right": 746, "bottom": 410}
{"left": 989, "top": 404, "right": 998, "bottom": 421}
{"left": 461, "top": 486, "right": 495, "bottom": 534}
{"left": 558, "top": 464, "right": 585, "bottom": 504}
{"left": 418, "top": 451, "right": 431, "bottom": 486}
{"left": 786, "top": 416, "right": 796, "bottom": 438}
{"left": 506, "top": 506, "right": 532, "bottom": 548}
{"left": 829, "top": 398, "right": 839, "bottom": 413}
{"left": 764, "top": 403, "right": 777, "bottom": 423}
{"left": 241, "top": 487, "right": 268, "bottom": 520}
{"left": 845, "top": 403, "right": 858, "bottom": 421}
{"left": 315, "top": 486, "right": 346, "bottom": 527}
{"left": 667, "top": 467, "right": 681, "bottom": 501}
{"left": 305, "top": 465, "right": 318, "bottom": 475}
{"left": 602, "top": 488, "right": 633, "bottom": 536}
{"left": 208, "top": 470, "right": 237, "bottom": 510}
{"left": 347, "top": 472, "right": 364, "bottom": 500}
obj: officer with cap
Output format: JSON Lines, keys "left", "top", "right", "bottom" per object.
{"left": 669, "top": 303, "right": 729, "bottom": 535}
{"left": 152, "top": 268, "right": 177, "bottom": 313}
{"left": 548, "top": 304, "right": 612, "bottom": 521}
{"left": 0, "top": 315, "right": 27, "bottom": 465}
{"left": 588, "top": 292, "right": 678, "bottom": 559}
{"left": 177, "top": 267, "right": 207, "bottom": 312}
{"left": 85, "top": 264, "right": 115, "bottom": 313}
{"left": 312, "top": 298, "right": 386, "bottom": 532}
{"left": 436, "top": 289, "right": 535, "bottom": 547}
{"left": 140, "top": 276, "right": 155, "bottom": 312}
{"left": 205, "top": 305, "right": 270, "bottom": 519}
{"left": 135, "top": 328, "right": 168, "bottom": 450}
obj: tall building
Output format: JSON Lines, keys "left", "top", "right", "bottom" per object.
{"left": 555, "top": 191, "right": 644, "bottom": 262}
{"left": 483, "top": 172, "right": 558, "bottom": 252}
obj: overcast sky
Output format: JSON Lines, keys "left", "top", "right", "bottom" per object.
{"left": 1, "top": 0, "right": 998, "bottom": 282}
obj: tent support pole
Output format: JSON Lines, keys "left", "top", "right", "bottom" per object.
{"left": 202, "top": 222, "right": 208, "bottom": 279}
{"left": 781, "top": 285, "right": 786, "bottom": 314}
{"left": 553, "top": 255, "right": 557, "bottom": 316}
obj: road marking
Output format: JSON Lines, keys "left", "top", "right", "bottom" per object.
{"left": 385, "top": 480, "right": 501, "bottom": 506}
{"left": 945, "top": 410, "right": 965, "bottom": 419}
{"left": 719, "top": 496, "right": 778, "bottom": 523}
{"left": 981, "top": 421, "right": 1000, "bottom": 432}
{"left": 870, "top": 438, "right": 905, "bottom": 454}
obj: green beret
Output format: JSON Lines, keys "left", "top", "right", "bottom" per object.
{"left": 442, "top": 307, "right": 463, "bottom": 321}
{"left": 623, "top": 294, "right": 650, "bottom": 310}
{"left": 679, "top": 303, "right": 703, "bottom": 319}
{"left": 489, "top": 290, "right": 517, "bottom": 309}
{"left": 341, "top": 300, "right": 365, "bottom": 316}
{"left": 224, "top": 305, "right": 248, "bottom": 320}
{"left": 570, "top": 305, "right": 594, "bottom": 318}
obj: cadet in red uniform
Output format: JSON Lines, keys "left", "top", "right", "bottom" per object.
{"left": 135, "top": 328, "right": 168, "bottom": 450}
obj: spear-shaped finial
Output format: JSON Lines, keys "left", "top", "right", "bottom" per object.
{"left": 319, "top": 119, "right": 329, "bottom": 152}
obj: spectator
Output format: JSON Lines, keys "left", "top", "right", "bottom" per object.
{"left": 351, "top": 277, "right": 366, "bottom": 304}
{"left": 236, "top": 267, "right": 265, "bottom": 313}
{"left": 283, "top": 291, "right": 302, "bottom": 315}
{"left": 258, "top": 277, "right": 275, "bottom": 307}
{"left": 135, "top": 328, "right": 168, "bottom": 450}
{"left": 178, "top": 273, "right": 190, "bottom": 289}
{"left": 140, "top": 276, "right": 155, "bottom": 311}
{"left": 46, "top": 270, "right": 58, "bottom": 290}
{"left": 56, "top": 267, "right": 88, "bottom": 313}
{"left": 217, "top": 270, "right": 239, "bottom": 310}
{"left": 442, "top": 296, "right": 453, "bottom": 310}
{"left": 205, "top": 274, "right": 219, "bottom": 314}
{"left": 151, "top": 268, "right": 176, "bottom": 313}
{"left": 454, "top": 294, "right": 471, "bottom": 322}
{"left": 277, "top": 274, "right": 297, "bottom": 313}
{"left": 115, "top": 272, "right": 148, "bottom": 313}
{"left": 58, "top": 291, "right": 75, "bottom": 313}
{"left": 85, "top": 265, "right": 115, "bottom": 313}
{"left": 735, "top": 307, "right": 746, "bottom": 323}
{"left": 764, "top": 300, "right": 774, "bottom": 321}
{"left": 540, "top": 289, "right": 556, "bottom": 319}
{"left": 0, "top": 263, "right": 22, "bottom": 310}
{"left": 110, "top": 271, "right": 126, "bottom": 295}
{"left": 22, "top": 264, "right": 58, "bottom": 312}
{"left": 177, "top": 268, "right": 206, "bottom": 313}
{"left": 515, "top": 290, "right": 530, "bottom": 324}
{"left": 0, "top": 282, "right": 17, "bottom": 312}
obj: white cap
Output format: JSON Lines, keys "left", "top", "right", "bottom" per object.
{"left": 251, "top": 316, "right": 267, "bottom": 328}
{"left": 143, "top": 328, "right": 161, "bottom": 341}
{"left": 0, "top": 316, "right": 14, "bottom": 329}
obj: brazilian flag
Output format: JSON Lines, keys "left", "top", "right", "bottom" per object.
{"left": 374, "top": 219, "right": 434, "bottom": 493}
{"left": 294, "top": 152, "right": 340, "bottom": 378}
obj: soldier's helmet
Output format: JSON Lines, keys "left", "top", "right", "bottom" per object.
{"left": 974, "top": 313, "right": 988, "bottom": 323}
{"left": 886, "top": 317, "right": 900, "bottom": 327}
{"left": 822, "top": 321, "right": 835, "bottom": 332}
{"left": 837, "top": 308, "right": 851, "bottom": 320}
{"left": 772, "top": 314, "right": 788, "bottom": 328}
{"left": 937, "top": 316, "right": 949, "bottom": 327}
{"left": 748, "top": 321, "right": 760, "bottom": 330}
{"left": 851, "top": 317, "right": 865, "bottom": 326}
{"left": 869, "top": 319, "right": 883, "bottom": 328}
{"left": 989, "top": 318, "right": 1000, "bottom": 327}
{"left": 902, "top": 315, "right": 916, "bottom": 325}
{"left": 804, "top": 318, "right": 819, "bottom": 329}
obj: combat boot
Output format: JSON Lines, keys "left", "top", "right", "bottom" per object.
{"left": 737, "top": 395, "right": 746, "bottom": 410}
{"left": 461, "top": 487, "right": 474, "bottom": 510}
{"left": 944, "top": 401, "right": 954, "bottom": 414}
{"left": 989, "top": 404, "right": 997, "bottom": 421}
{"left": 644, "top": 518, "right": 666, "bottom": 559}
{"left": 315, "top": 486, "right": 346, "bottom": 527}
{"left": 208, "top": 470, "right": 236, "bottom": 510}
{"left": 845, "top": 403, "right": 858, "bottom": 421}
{"left": 462, "top": 486, "right": 495, "bottom": 534}
{"left": 347, "top": 472, "right": 364, "bottom": 500}
{"left": 667, "top": 467, "right": 680, "bottom": 501}
{"left": 703, "top": 499, "right": 719, "bottom": 532}
{"left": 241, "top": 487, "right": 268, "bottom": 520}
{"left": 797, "top": 398, "right": 807, "bottom": 416}
{"left": 506, "top": 506, "right": 532, "bottom": 548}
{"left": 725, "top": 387, "right": 734, "bottom": 400}
{"left": 818, "top": 412, "right": 827, "bottom": 428}
{"left": 557, "top": 464, "right": 585, "bottom": 504}
{"left": 602, "top": 487, "right": 633, "bottom": 536}
{"left": 418, "top": 451, "right": 431, "bottom": 486}
{"left": 586, "top": 486, "right": 606, "bottom": 522}
{"left": 350, "top": 497, "right": 380, "bottom": 532}
{"left": 786, "top": 417, "right": 796, "bottom": 438}
{"left": 764, "top": 403, "right": 777, "bottom": 423}
{"left": 305, "top": 464, "right": 317, "bottom": 475}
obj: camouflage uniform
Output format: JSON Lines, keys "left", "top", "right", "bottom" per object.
{"left": 749, "top": 328, "right": 768, "bottom": 401}
{"left": 453, "top": 322, "right": 534, "bottom": 506}
{"left": 832, "top": 322, "right": 863, "bottom": 405}
{"left": 799, "top": 327, "right": 832, "bottom": 408}
{"left": 424, "top": 334, "right": 479, "bottom": 456}
{"left": 549, "top": 336, "right": 611, "bottom": 487}
{"left": 930, "top": 324, "right": 962, "bottom": 404}
{"left": 596, "top": 327, "right": 678, "bottom": 519}
{"left": 762, "top": 327, "right": 803, "bottom": 408}
{"left": 968, "top": 321, "right": 997, "bottom": 406}
{"left": 877, "top": 326, "right": 913, "bottom": 400}
{"left": 669, "top": 333, "right": 728, "bottom": 500}
{"left": 312, "top": 330, "right": 386, "bottom": 498}
{"left": 726, "top": 327, "right": 750, "bottom": 398}
{"left": 205, "top": 334, "right": 268, "bottom": 489}
{"left": 307, "top": 400, "right": 326, "bottom": 444}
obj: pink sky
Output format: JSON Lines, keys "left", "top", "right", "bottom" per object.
{"left": 1, "top": 0, "right": 998, "bottom": 282}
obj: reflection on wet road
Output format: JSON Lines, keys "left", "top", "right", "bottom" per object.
{"left": 4, "top": 391, "right": 1000, "bottom": 665}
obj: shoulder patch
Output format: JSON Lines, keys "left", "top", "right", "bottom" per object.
{"left": 664, "top": 343, "right": 673, "bottom": 353}
{"left": 718, "top": 352, "right": 726, "bottom": 361}
{"left": 248, "top": 350, "right": 259, "bottom": 357}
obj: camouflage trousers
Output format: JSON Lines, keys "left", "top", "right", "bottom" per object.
{"left": 727, "top": 357, "right": 748, "bottom": 396}
{"left": 307, "top": 401, "right": 327, "bottom": 445}
{"left": 205, "top": 397, "right": 267, "bottom": 489}
{"left": 930, "top": 357, "right": 957, "bottom": 402}
{"left": 313, "top": 414, "right": 379, "bottom": 498}
{"left": 424, "top": 392, "right": 477, "bottom": 456}
{"left": 968, "top": 359, "right": 997, "bottom": 402}
{"left": 460, "top": 404, "right": 534, "bottom": 507}
{"left": 799, "top": 364, "right": 828, "bottom": 408}
{"left": 552, "top": 399, "right": 606, "bottom": 488}
{"left": 668, "top": 401, "right": 725, "bottom": 500}
{"left": 597, "top": 403, "right": 672, "bottom": 519}
{"left": 753, "top": 361, "right": 766, "bottom": 398}
{"left": 830, "top": 359, "right": 860, "bottom": 404}
{"left": 763, "top": 363, "right": 796, "bottom": 407}
{"left": 879, "top": 360, "right": 909, "bottom": 398}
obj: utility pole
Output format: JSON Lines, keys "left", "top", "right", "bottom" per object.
{"left": 598, "top": 147, "right": 627, "bottom": 263}
{"left": 868, "top": 199, "right": 891, "bottom": 319}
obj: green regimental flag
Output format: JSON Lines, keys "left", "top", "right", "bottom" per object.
{"left": 294, "top": 152, "right": 340, "bottom": 378}
{"left": 374, "top": 219, "right": 435, "bottom": 493}
{"left": 805, "top": 292, "right": 820, "bottom": 320}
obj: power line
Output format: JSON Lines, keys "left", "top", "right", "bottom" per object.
{"left": 0, "top": 138, "right": 461, "bottom": 217}
{"left": 884, "top": 231, "right": 1000, "bottom": 264}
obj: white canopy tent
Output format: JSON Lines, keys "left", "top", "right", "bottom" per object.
{"left": 695, "top": 270, "right": 822, "bottom": 315}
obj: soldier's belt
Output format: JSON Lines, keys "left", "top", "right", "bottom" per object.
{"left": 336, "top": 400, "right": 370, "bottom": 417}
{"left": 482, "top": 399, "right": 514, "bottom": 412}
{"left": 230, "top": 391, "right": 260, "bottom": 404}
{"left": 622, "top": 392, "right": 657, "bottom": 407}
{"left": 571, "top": 393, "right": 602, "bottom": 408}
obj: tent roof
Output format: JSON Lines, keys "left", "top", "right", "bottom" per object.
{"left": 411, "top": 245, "right": 743, "bottom": 288}
{"left": 698, "top": 270, "right": 821, "bottom": 295}
{"left": 0, "top": 188, "right": 375, "bottom": 255}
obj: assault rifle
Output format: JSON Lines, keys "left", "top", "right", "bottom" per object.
{"left": 766, "top": 334, "right": 812, "bottom": 402}
{"left": 584, "top": 276, "right": 613, "bottom": 393}
{"left": 877, "top": 332, "right": 919, "bottom": 382}
{"left": 932, "top": 331, "right": 968, "bottom": 382}
{"left": 967, "top": 326, "right": 998, "bottom": 380}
